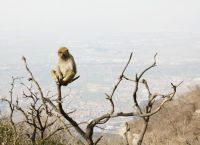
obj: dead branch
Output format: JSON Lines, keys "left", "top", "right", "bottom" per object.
{"left": 2, "top": 76, "right": 64, "bottom": 144}
{"left": 22, "top": 56, "right": 49, "bottom": 114}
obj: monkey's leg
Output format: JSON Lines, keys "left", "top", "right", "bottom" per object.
{"left": 57, "top": 68, "right": 63, "bottom": 82}
{"left": 50, "top": 70, "right": 59, "bottom": 83}
{"left": 62, "top": 70, "right": 76, "bottom": 85}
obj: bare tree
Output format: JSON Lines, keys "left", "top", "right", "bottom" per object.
{"left": 20, "top": 53, "right": 181, "bottom": 145}
{"left": 2, "top": 77, "right": 64, "bottom": 145}
{"left": 121, "top": 53, "right": 182, "bottom": 145}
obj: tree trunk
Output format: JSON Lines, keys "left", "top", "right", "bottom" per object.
{"left": 137, "top": 118, "right": 149, "bottom": 145}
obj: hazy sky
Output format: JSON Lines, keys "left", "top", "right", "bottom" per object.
{"left": 0, "top": 0, "right": 200, "bottom": 66}
{"left": 0, "top": 0, "right": 200, "bottom": 100}
{"left": 0, "top": 0, "right": 200, "bottom": 34}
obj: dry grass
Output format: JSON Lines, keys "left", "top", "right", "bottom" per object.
{"left": 0, "top": 118, "right": 65, "bottom": 145}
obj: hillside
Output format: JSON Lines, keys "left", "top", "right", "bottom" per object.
{"left": 125, "top": 86, "right": 200, "bottom": 145}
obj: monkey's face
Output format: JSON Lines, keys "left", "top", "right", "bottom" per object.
{"left": 58, "top": 47, "right": 69, "bottom": 59}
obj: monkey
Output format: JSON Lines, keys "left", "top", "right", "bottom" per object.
{"left": 51, "top": 47, "right": 77, "bottom": 86}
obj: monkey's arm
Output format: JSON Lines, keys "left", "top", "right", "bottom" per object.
{"left": 57, "top": 66, "right": 63, "bottom": 81}
{"left": 51, "top": 65, "right": 63, "bottom": 83}
{"left": 50, "top": 70, "right": 59, "bottom": 83}
{"left": 62, "top": 57, "right": 76, "bottom": 83}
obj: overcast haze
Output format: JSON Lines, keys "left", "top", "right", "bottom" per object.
{"left": 0, "top": 0, "right": 200, "bottom": 89}
{"left": 0, "top": 0, "right": 200, "bottom": 34}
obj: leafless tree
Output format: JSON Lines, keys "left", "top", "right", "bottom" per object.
{"left": 2, "top": 77, "right": 64, "bottom": 145}
{"left": 20, "top": 53, "right": 181, "bottom": 145}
